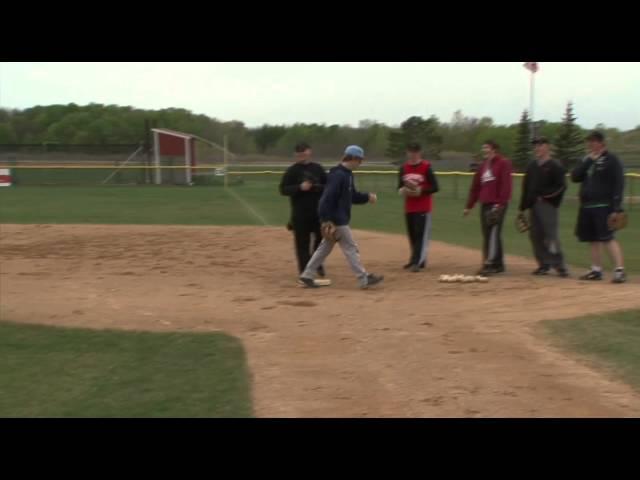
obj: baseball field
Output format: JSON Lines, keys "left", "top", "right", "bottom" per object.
{"left": 1, "top": 172, "right": 639, "bottom": 417}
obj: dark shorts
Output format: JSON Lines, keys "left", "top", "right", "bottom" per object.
{"left": 576, "top": 206, "right": 614, "bottom": 242}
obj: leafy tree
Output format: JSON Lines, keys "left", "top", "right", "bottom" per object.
{"left": 252, "top": 125, "right": 286, "bottom": 153}
{"left": 0, "top": 123, "right": 17, "bottom": 143}
{"left": 386, "top": 115, "right": 443, "bottom": 162}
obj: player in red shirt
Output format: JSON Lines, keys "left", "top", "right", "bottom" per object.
{"left": 398, "top": 142, "right": 440, "bottom": 272}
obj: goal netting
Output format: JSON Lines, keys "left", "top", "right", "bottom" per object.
{"left": 152, "top": 128, "right": 234, "bottom": 185}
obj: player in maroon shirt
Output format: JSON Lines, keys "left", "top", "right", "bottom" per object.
{"left": 464, "top": 140, "right": 513, "bottom": 275}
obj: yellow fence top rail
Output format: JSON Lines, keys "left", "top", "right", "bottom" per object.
{"left": 1, "top": 165, "right": 639, "bottom": 179}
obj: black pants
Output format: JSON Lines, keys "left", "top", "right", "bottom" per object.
{"left": 405, "top": 212, "right": 432, "bottom": 266}
{"left": 480, "top": 204, "right": 507, "bottom": 268}
{"left": 292, "top": 216, "right": 323, "bottom": 274}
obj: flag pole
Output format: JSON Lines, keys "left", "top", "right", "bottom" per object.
{"left": 529, "top": 69, "right": 535, "bottom": 140}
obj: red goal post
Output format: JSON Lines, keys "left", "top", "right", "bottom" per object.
{"left": 151, "top": 129, "right": 234, "bottom": 185}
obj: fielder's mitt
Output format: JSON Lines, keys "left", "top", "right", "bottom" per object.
{"left": 399, "top": 180, "right": 422, "bottom": 198}
{"left": 515, "top": 212, "right": 530, "bottom": 233}
{"left": 321, "top": 221, "right": 338, "bottom": 242}
{"left": 607, "top": 211, "right": 628, "bottom": 231}
{"left": 485, "top": 206, "right": 503, "bottom": 227}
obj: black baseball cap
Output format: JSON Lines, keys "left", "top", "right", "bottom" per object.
{"left": 294, "top": 142, "right": 311, "bottom": 153}
{"left": 585, "top": 131, "right": 605, "bottom": 142}
{"left": 531, "top": 136, "right": 550, "bottom": 145}
{"left": 483, "top": 140, "right": 500, "bottom": 151}
{"left": 406, "top": 142, "right": 422, "bottom": 152}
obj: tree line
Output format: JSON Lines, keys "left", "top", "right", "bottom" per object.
{"left": 0, "top": 103, "right": 637, "bottom": 169}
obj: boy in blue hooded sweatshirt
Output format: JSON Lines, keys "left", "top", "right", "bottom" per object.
{"left": 298, "top": 145, "right": 384, "bottom": 289}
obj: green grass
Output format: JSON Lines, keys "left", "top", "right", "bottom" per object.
{"left": 542, "top": 310, "right": 640, "bottom": 391}
{"left": 0, "top": 321, "right": 252, "bottom": 417}
{"left": 1, "top": 172, "right": 639, "bottom": 272}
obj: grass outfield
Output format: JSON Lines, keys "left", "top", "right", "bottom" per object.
{"left": 542, "top": 310, "right": 640, "bottom": 391}
{"left": 1, "top": 173, "right": 639, "bottom": 272}
{"left": 0, "top": 321, "right": 252, "bottom": 417}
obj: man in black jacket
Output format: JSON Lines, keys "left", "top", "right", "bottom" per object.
{"left": 279, "top": 142, "right": 328, "bottom": 276}
{"left": 571, "top": 131, "right": 626, "bottom": 284}
{"left": 518, "top": 137, "right": 569, "bottom": 277}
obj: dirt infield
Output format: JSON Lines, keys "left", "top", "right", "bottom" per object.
{"left": 1, "top": 224, "right": 640, "bottom": 417}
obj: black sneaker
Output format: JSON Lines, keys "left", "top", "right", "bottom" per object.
{"left": 298, "top": 277, "right": 319, "bottom": 289}
{"left": 555, "top": 267, "right": 570, "bottom": 278}
{"left": 478, "top": 265, "right": 505, "bottom": 276}
{"left": 532, "top": 266, "right": 550, "bottom": 275}
{"left": 317, "top": 265, "right": 326, "bottom": 278}
{"left": 612, "top": 269, "right": 627, "bottom": 284}
{"left": 579, "top": 270, "right": 603, "bottom": 281}
{"left": 410, "top": 264, "right": 421, "bottom": 273}
{"left": 418, "top": 261, "right": 426, "bottom": 269}
{"left": 361, "top": 273, "right": 384, "bottom": 289}
{"left": 403, "top": 262, "right": 413, "bottom": 270}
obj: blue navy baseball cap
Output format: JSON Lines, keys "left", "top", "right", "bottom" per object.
{"left": 344, "top": 145, "right": 364, "bottom": 158}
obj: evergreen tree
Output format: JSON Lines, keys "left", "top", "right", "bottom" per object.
{"left": 513, "top": 110, "right": 532, "bottom": 170}
{"left": 554, "top": 102, "right": 584, "bottom": 168}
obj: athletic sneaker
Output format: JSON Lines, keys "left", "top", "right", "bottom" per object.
{"left": 579, "top": 270, "right": 603, "bottom": 281}
{"left": 612, "top": 269, "right": 627, "bottom": 284}
{"left": 317, "top": 265, "right": 326, "bottom": 278}
{"left": 410, "top": 264, "right": 421, "bottom": 273}
{"left": 477, "top": 266, "right": 492, "bottom": 276}
{"left": 403, "top": 262, "right": 413, "bottom": 270}
{"left": 418, "top": 261, "right": 426, "bottom": 269}
{"left": 555, "top": 267, "right": 570, "bottom": 278}
{"left": 298, "top": 277, "right": 319, "bottom": 289}
{"left": 361, "top": 273, "right": 384, "bottom": 289}
{"left": 532, "top": 266, "right": 550, "bottom": 275}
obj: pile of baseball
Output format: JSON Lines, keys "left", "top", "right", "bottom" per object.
{"left": 439, "top": 274, "right": 489, "bottom": 283}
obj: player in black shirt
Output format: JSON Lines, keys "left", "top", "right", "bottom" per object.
{"left": 571, "top": 131, "right": 627, "bottom": 283}
{"left": 279, "top": 143, "right": 328, "bottom": 276}
{"left": 518, "top": 137, "right": 569, "bottom": 277}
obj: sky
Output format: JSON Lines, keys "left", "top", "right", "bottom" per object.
{"left": 1, "top": 62, "right": 638, "bottom": 130}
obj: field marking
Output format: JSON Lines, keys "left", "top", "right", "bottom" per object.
{"left": 224, "top": 187, "right": 270, "bottom": 226}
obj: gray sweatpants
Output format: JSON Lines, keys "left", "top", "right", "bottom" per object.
{"left": 529, "top": 201, "right": 565, "bottom": 269}
{"left": 301, "top": 225, "right": 367, "bottom": 286}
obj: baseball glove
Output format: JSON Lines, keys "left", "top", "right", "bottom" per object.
{"left": 607, "top": 211, "right": 628, "bottom": 231}
{"left": 399, "top": 180, "right": 422, "bottom": 198}
{"left": 485, "top": 206, "right": 503, "bottom": 227}
{"left": 321, "top": 221, "right": 338, "bottom": 242}
{"left": 515, "top": 212, "right": 530, "bottom": 233}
